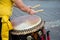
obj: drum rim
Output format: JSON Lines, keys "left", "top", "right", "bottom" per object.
{"left": 11, "top": 20, "right": 45, "bottom": 35}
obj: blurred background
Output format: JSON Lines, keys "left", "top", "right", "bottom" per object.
{"left": 10, "top": 0, "right": 60, "bottom": 40}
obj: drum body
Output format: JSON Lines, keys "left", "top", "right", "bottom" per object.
{"left": 10, "top": 15, "right": 45, "bottom": 40}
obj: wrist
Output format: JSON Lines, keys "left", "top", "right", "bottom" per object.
{"left": 26, "top": 7, "right": 31, "bottom": 14}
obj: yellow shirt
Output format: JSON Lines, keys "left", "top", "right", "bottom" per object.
{"left": 0, "top": 0, "right": 13, "bottom": 17}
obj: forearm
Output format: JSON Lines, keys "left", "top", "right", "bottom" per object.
{"left": 13, "top": 0, "right": 31, "bottom": 13}
{"left": 18, "top": 5, "right": 31, "bottom": 13}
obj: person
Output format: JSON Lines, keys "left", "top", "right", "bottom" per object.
{"left": 0, "top": 0, "right": 36, "bottom": 40}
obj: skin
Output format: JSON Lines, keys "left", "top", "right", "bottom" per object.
{"left": 12, "top": 0, "right": 36, "bottom": 15}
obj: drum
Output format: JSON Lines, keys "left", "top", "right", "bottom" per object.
{"left": 10, "top": 15, "right": 45, "bottom": 40}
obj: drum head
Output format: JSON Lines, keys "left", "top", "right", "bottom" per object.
{"left": 11, "top": 15, "right": 41, "bottom": 30}
{"left": 11, "top": 15, "right": 44, "bottom": 35}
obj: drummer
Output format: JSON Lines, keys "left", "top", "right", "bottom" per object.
{"left": 0, "top": 0, "right": 36, "bottom": 40}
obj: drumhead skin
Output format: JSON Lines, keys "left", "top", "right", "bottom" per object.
{"left": 11, "top": 15, "right": 45, "bottom": 35}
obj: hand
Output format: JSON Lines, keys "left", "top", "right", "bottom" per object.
{"left": 26, "top": 6, "right": 36, "bottom": 15}
{"left": 29, "top": 9, "right": 36, "bottom": 15}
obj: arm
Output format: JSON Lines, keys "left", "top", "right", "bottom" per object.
{"left": 12, "top": 0, "right": 36, "bottom": 14}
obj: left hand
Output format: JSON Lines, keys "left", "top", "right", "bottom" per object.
{"left": 29, "top": 9, "right": 36, "bottom": 15}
